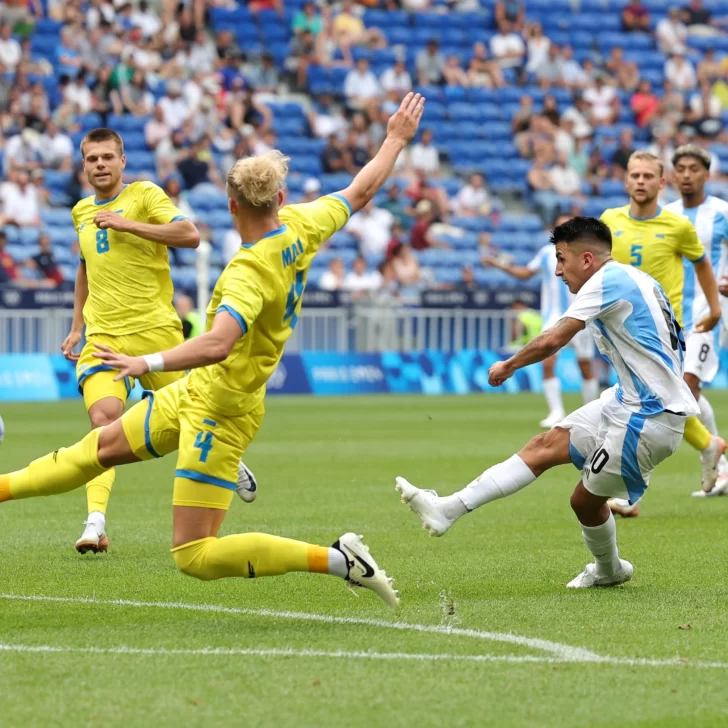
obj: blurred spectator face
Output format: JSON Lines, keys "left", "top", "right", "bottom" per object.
{"left": 626, "top": 157, "right": 664, "bottom": 204}
{"left": 352, "top": 113, "right": 367, "bottom": 132}
{"left": 16, "top": 170, "right": 29, "bottom": 187}
{"left": 304, "top": 2, "right": 316, "bottom": 17}
{"left": 462, "top": 265, "right": 474, "bottom": 284}
{"left": 82, "top": 138, "right": 125, "bottom": 194}
{"left": 387, "top": 184, "right": 399, "bottom": 200}
{"left": 562, "top": 46, "right": 574, "bottom": 60}
{"left": 0, "top": 24, "right": 10, "bottom": 41}
{"left": 473, "top": 42, "right": 487, "bottom": 60}
{"left": 166, "top": 178, "right": 181, "bottom": 197}
{"left": 421, "top": 129, "right": 433, "bottom": 145}
{"left": 619, "top": 128, "right": 633, "bottom": 147}
{"left": 39, "top": 234, "right": 51, "bottom": 253}
{"left": 426, "top": 40, "right": 439, "bottom": 56}
{"left": 548, "top": 45, "right": 559, "bottom": 61}
{"left": 638, "top": 80, "right": 652, "bottom": 95}
{"left": 331, "top": 258, "right": 344, "bottom": 277}
{"left": 446, "top": 55, "right": 460, "bottom": 68}
{"left": 356, "top": 58, "right": 369, "bottom": 74}
{"left": 470, "top": 174, "right": 484, "bottom": 189}
{"left": 353, "top": 256, "right": 367, "bottom": 275}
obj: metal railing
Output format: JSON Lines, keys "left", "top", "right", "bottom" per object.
{"left": 0, "top": 307, "right": 519, "bottom": 354}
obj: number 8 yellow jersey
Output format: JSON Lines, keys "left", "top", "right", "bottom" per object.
{"left": 188, "top": 194, "right": 351, "bottom": 416}
{"left": 601, "top": 205, "right": 705, "bottom": 327}
{"left": 72, "top": 181, "right": 185, "bottom": 336}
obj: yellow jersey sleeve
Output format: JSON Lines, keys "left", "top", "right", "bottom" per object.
{"left": 675, "top": 217, "right": 705, "bottom": 263}
{"left": 279, "top": 194, "right": 352, "bottom": 252}
{"left": 140, "top": 181, "right": 186, "bottom": 224}
{"left": 216, "top": 256, "right": 269, "bottom": 334}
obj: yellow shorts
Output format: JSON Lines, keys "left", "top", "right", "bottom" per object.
{"left": 121, "top": 377, "right": 265, "bottom": 510}
{"left": 77, "top": 327, "right": 184, "bottom": 410}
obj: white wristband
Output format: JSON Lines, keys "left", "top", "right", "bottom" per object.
{"left": 142, "top": 353, "right": 165, "bottom": 373}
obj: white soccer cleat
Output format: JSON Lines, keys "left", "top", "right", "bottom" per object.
{"left": 607, "top": 497, "right": 641, "bottom": 518}
{"left": 75, "top": 521, "right": 108, "bottom": 555}
{"left": 236, "top": 461, "right": 258, "bottom": 503}
{"left": 333, "top": 532, "right": 399, "bottom": 609}
{"left": 395, "top": 476, "right": 454, "bottom": 537}
{"left": 700, "top": 436, "right": 726, "bottom": 493}
{"left": 566, "top": 559, "right": 634, "bottom": 589}
{"left": 692, "top": 472, "right": 728, "bottom": 497}
{"left": 539, "top": 410, "right": 566, "bottom": 429}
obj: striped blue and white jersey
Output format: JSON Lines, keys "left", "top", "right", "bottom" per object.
{"left": 561, "top": 261, "right": 699, "bottom": 417}
{"left": 527, "top": 244, "right": 572, "bottom": 328}
{"left": 665, "top": 195, "right": 728, "bottom": 333}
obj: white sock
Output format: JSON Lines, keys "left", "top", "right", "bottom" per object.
{"left": 455, "top": 455, "right": 536, "bottom": 512}
{"left": 328, "top": 548, "right": 349, "bottom": 578}
{"left": 580, "top": 513, "right": 620, "bottom": 577}
{"left": 87, "top": 510, "right": 105, "bottom": 533}
{"left": 581, "top": 378, "right": 599, "bottom": 404}
{"left": 543, "top": 377, "right": 564, "bottom": 415}
{"left": 698, "top": 395, "right": 718, "bottom": 435}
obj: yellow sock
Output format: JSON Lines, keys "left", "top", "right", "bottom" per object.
{"left": 684, "top": 415, "right": 712, "bottom": 451}
{"left": 86, "top": 468, "right": 116, "bottom": 514}
{"left": 0, "top": 429, "right": 105, "bottom": 503}
{"left": 172, "top": 534, "right": 332, "bottom": 581}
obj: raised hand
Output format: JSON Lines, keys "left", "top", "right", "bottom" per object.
{"left": 386, "top": 92, "right": 426, "bottom": 146}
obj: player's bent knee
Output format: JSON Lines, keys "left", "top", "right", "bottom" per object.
{"left": 89, "top": 402, "right": 124, "bottom": 429}
{"left": 172, "top": 537, "right": 217, "bottom": 581}
{"left": 519, "top": 427, "right": 571, "bottom": 475}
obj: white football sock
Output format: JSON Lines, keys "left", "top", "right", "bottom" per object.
{"left": 87, "top": 510, "right": 106, "bottom": 533}
{"left": 455, "top": 455, "right": 536, "bottom": 512}
{"left": 580, "top": 513, "right": 620, "bottom": 577}
{"left": 328, "top": 547, "right": 349, "bottom": 578}
{"left": 581, "top": 378, "right": 599, "bottom": 404}
{"left": 543, "top": 377, "right": 564, "bottom": 415}
{"left": 698, "top": 395, "right": 718, "bottom": 435}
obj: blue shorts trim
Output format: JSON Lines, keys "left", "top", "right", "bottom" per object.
{"left": 77, "top": 363, "right": 115, "bottom": 393}
{"left": 569, "top": 442, "right": 586, "bottom": 471}
{"left": 143, "top": 391, "right": 161, "bottom": 458}
{"left": 621, "top": 413, "right": 647, "bottom": 504}
{"left": 216, "top": 304, "right": 248, "bottom": 334}
{"left": 329, "top": 193, "right": 353, "bottom": 217}
{"left": 203, "top": 418, "right": 217, "bottom": 427}
{"left": 175, "top": 469, "right": 237, "bottom": 491}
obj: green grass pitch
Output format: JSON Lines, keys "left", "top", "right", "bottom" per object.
{"left": 2, "top": 393, "right": 728, "bottom": 727}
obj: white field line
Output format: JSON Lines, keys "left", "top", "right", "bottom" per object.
{"left": 0, "top": 643, "right": 727, "bottom": 669}
{"left": 0, "top": 593, "right": 599, "bottom": 661}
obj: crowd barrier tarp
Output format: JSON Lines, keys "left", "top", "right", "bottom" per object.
{"left": 0, "top": 349, "right": 639, "bottom": 401}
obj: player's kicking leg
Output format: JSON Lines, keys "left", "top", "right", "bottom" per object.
{"left": 396, "top": 392, "right": 685, "bottom": 586}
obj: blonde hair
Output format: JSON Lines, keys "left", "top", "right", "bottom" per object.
{"left": 628, "top": 150, "right": 664, "bottom": 177}
{"left": 227, "top": 150, "right": 290, "bottom": 211}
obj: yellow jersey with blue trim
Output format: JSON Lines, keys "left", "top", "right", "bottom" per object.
{"left": 600, "top": 204, "right": 705, "bottom": 327}
{"left": 187, "top": 194, "right": 352, "bottom": 416}
{"left": 71, "top": 181, "right": 185, "bottom": 336}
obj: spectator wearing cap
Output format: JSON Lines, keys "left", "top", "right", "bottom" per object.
{"left": 25, "top": 233, "right": 63, "bottom": 287}
{"left": 657, "top": 7, "right": 689, "bottom": 54}
{"left": 380, "top": 59, "right": 412, "bottom": 99}
{"left": 302, "top": 178, "right": 321, "bottom": 203}
{"left": 490, "top": 22, "right": 526, "bottom": 73}
{"left": 622, "top": 0, "right": 650, "bottom": 32}
{"left": 416, "top": 38, "right": 446, "bottom": 86}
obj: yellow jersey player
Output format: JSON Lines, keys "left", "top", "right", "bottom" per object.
{"left": 600, "top": 150, "right": 723, "bottom": 516}
{"left": 0, "top": 92, "right": 426, "bottom": 609}
{"left": 62, "top": 128, "right": 199, "bottom": 554}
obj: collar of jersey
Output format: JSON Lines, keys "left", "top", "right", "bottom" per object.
{"left": 241, "top": 224, "right": 287, "bottom": 247}
{"left": 629, "top": 205, "right": 662, "bottom": 221}
{"left": 94, "top": 184, "right": 128, "bottom": 206}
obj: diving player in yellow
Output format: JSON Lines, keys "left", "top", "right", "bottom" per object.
{"left": 600, "top": 150, "right": 723, "bottom": 515}
{"left": 0, "top": 92, "right": 427, "bottom": 609}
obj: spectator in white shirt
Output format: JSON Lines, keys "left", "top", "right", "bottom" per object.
{"left": 562, "top": 94, "right": 594, "bottom": 139}
{"left": 657, "top": 7, "right": 688, "bottom": 54}
{"left": 159, "top": 80, "right": 190, "bottom": 130}
{"left": 4, "top": 128, "right": 41, "bottom": 174}
{"left": 346, "top": 201, "right": 394, "bottom": 258}
{"left": 319, "top": 258, "right": 346, "bottom": 291}
{"left": 344, "top": 255, "right": 383, "bottom": 295}
{"left": 0, "top": 23, "right": 21, "bottom": 69}
{"left": 39, "top": 120, "right": 73, "bottom": 170}
{"left": 380, "top": 59, "right": 412, "bottom": 98}
{"left": 560, "top": 46, "right": 588, "bottom": 89}
{"left": 524, "top": 22, "right": 550, "bottom": 74}
{"left": 1, "top": 170, "right": 41, "bottom": 227}
{"left": 63, "top": 72, "right": 93, "bottom": 114}
{"left": 187, "top": 29, "right": 218, "bottom": 75}
{"left": 550, "top": 151, "right": 583, "bottom": 198}
{"left": 453, "top": 173, "right": 492, "bottom": 216}
{"left": 145, "top": 104, "right": 172, "bottom": 150}
{"left": 665, "top": 51, "right": 697, "bottom": 91}
{"left": 583, "top": 75, "right": 620, "bottom": 125}
{"left": 307, "top": 92, "right": 349, "bottom": 139}
{"left": 344, "top": 58, "right": 382, "bottom": 114}
{"left": 409, "top": 128, "right": 440, "bottom": 175}
{"left": 489, "top": 22, "right": 526, "bottom": 71}
{"left": 131, "top": 0, "right": 161, "bottom": 37}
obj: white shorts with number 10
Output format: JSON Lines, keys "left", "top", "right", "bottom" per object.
{"left": 558, "top": 387, "right": 687, "bottom": 505}
{"left": 684, "top": 330, "right": 719, "bottom": 384}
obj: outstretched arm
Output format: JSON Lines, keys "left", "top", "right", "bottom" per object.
{"left": 338, "top": 92, "right": 426, "bottom": 215}
{"left": 482, "top": 256, "right": 537, "bottom": 280}
{"left": 488, "top": 317, "right": 585, "bottom": 386}
{"left": 93, "top": 311, "right": 242, "bottom": 379}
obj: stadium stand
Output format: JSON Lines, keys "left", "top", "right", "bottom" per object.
{"left": 1, "top": 0, "right": 728, "bottom": 299}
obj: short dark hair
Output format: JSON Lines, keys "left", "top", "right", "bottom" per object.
{"left": 80, "top": 128, "right": 124, "bottom": 158}
{"left": 672, "top": 143, "right": 711, "bottom": 170}
{"left": 550, "top": 216, "right": 612, "bottom": 251}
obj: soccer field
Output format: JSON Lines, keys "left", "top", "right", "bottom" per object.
{"left": 2, "top": 394, "right": 728, "bottom": 727}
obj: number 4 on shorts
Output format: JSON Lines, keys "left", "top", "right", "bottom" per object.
{"left": 194, "top": 431, "right": 214, "bottom": 463}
